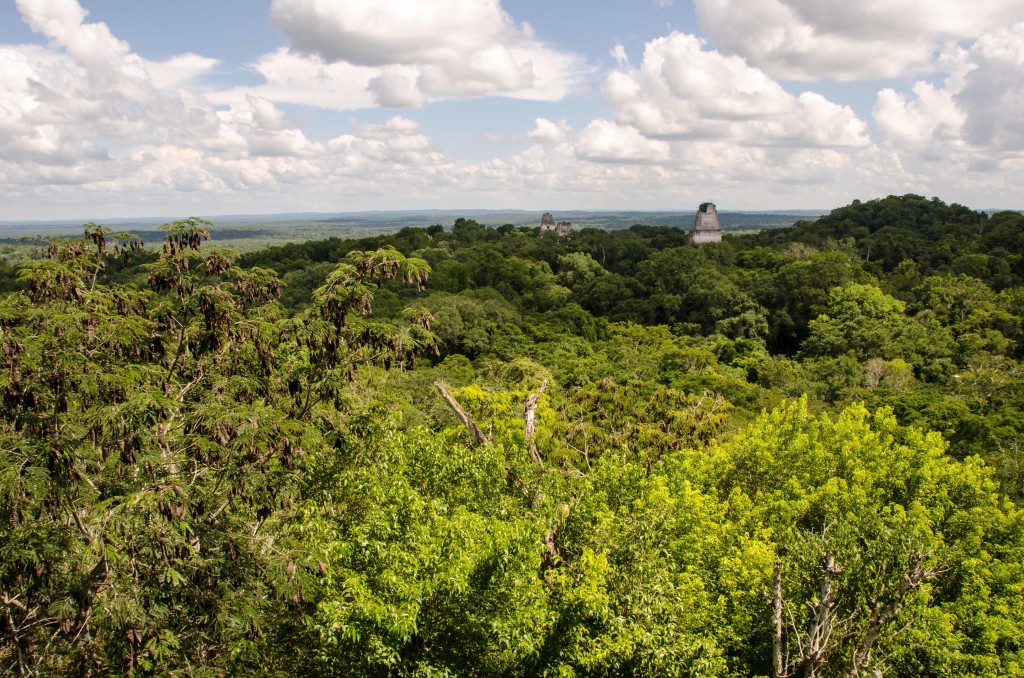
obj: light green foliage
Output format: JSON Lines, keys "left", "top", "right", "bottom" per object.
{"left": 549, "top": 378, "right": 731, "bottom": 470}
{"left": 682, "top": 399, "right": 1024, "bottom": 676}
{"left": 556, "top": 252, "right": 607, "bottom": 289}
{"left": 296, "top": 422, "right": 552, "bottom": 675}
{"left": 420, "top": 291, "right": 520, "bottom": 356}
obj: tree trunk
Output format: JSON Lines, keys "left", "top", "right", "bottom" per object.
{"left": 772, "top": 560, "right": 785, "bottom": 678}
{"left": 797, "top": 552, "right": 842, "bottom": 678}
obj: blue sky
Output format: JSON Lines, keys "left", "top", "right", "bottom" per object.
{"left": 1, "top": 0, "right": 1022, "bottom": 219}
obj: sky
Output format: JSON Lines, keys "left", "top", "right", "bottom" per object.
{"left": 1, "top": 0, "right": 1023, "bottom": 220}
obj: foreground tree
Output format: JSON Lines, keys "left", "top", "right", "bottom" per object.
{"left": 0, "top": 222, "right": 434, "bottom": 675}
{"left": 682, "top": 399, "right": 1024, "bottom": 676}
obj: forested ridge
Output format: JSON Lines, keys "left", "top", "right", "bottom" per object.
{"left": 2, "top": 194, "right": 1023, "bottom": 676}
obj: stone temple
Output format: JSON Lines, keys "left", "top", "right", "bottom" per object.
{"left": 538, "top": 212, "right": 572, "bottom": 237}
{"left": 690, "top": 201, "right": 722, "bottom": 245}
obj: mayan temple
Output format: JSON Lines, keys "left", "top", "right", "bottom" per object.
{"left": 538, "top": 212, "right": 572, "bottom": 237}
{"left": 690, "top": 201, "right": 722, "bottom": 245}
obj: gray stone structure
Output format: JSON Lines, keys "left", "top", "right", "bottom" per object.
{"left": 539, "top": 212, "right": 572, "bottom": 237}
{"left": 690, "top": 201, "right": 722, "bottom": 245}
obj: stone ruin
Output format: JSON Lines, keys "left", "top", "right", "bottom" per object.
{"left": 539, "top": 212, "right": 572, "bottom": 237}
{"left": 690, "top": 201, "right": 722, "bottom": 245}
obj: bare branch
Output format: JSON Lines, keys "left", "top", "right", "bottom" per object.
{"left": 434, "top": 381, "right": 492, "bottom": 446}
{"left": 846, "top": 553, "right": 941, "bottom": 677}
{"left": 524, "top": 378, "right": 548, "bottom": 464}
{"left": 799, "top": 552, "right": 842, "bottom": 675}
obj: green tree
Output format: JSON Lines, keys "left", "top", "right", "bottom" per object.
{"left": 0, "top": 222, "right": 436, "bottom": 675}
{"left": 683, "top": 399, "right": 1024, "bottom": 677}
{"left": 802, "top": 283, "right": 910, "bottom": 359}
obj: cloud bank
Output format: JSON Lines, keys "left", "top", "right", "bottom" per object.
{"left": 693, "top": 0, "right": 1024, "bottom": 80}
{"left": 1, "top": 0, "right": 1022, "bottom": 218}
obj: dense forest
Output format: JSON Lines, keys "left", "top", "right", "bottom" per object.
{"left": 2, "top": 194, "right": 1023, "bottom": 676}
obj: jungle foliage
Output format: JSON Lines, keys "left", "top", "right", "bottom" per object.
{"left": 2, "top": 195, "right": 1023, "bottom": 676}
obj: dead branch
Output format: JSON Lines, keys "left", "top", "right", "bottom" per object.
{"left": 434, "top": 381, "right": 492, "bottom": 446}
{"left": 524, "top": 378, "right": 548, "bottom": 464}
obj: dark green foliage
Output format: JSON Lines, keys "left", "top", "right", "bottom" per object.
{"left": 0, "top": 222, "right": 437, "bottom": 675}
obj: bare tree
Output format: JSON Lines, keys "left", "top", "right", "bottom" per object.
{"left": 770, "top": 549, "right": 942, "bottom": 678}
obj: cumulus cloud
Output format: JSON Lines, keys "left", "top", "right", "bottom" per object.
{"left": 209, "top": 49, "right": 377, "bottom": 111}
{"left": 0, "top": 0, "right": 479, "bottom": 215}
{"left": 694, "top": 0, "right": 1024, "bottom": 80}
{"left": 268, "top": 0, "right": 588, "bottom": 107}
{"left": 576, "top": 120, "right": 671, "bottom": 164}
{"left": 958, "top": 22, "right": 1024, "bottom": 152}
{"left": 18, "top": 0, "right": 128, "bottom": 70}
{"left": 602, "top": 33, "right": 868, "bottom": 147}
{"left": 270, "top": 0, "right": 510, "bottom": 66}
{"left": 874, "top": 83, "right": 965, "bottom": 151}
{"left": 328, "top": 117, "right": 446, "bottom": 172}
{"left": 873, "top": 21, "right": 1024, "bottom": 172}
{"left": 528, "top": 118, "right": 572, "bottom": 145}
{"left": 513, "top": 113, "right": 862, "bottom": 203}
{"left": 146, "top": 53, "right": 220, "bottom": 90}
{"left": 3, "top": 0, "right": 1021, "bottom": 218}
{"left": 475, "top": 133, "right": 897, "bottom": 210}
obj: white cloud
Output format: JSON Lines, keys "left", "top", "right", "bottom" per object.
{"left": 270, "top": 0, "right": 508, "bottom": 66}
{"left": 958, "top": 22, "right": 1024, "bottom": 152}
{"left": 210, "top": 49, "right": 377, "bottom": 112}
{"left": 602, "top": 33, "right": 868, "bottom": 147}
{"left": 340, "top": 116, "right": 444, "bottom": 167}
{"left": 528, "top": 118, "right": 572, "bottom": 145}
{"left": 367, "top": 65, "right": 430, "bottom": 108}
{"left": 694, "top": 0, "right": 1024, "bottom": 80}
{"left": 874, "top": 83, "right": 965, "bottom": 151}
{"left": 145, "top": 53, "right": 220, "bottom": 90}
{"left": 18, "top": 0, "right": 127, "bottom": 68}
{"left": 2, "top": 0, "right": 1022, "bottom": 217}
{"left": 848, "top": 145, "right": 923, "bottom": 195}
{"left": 267, "top": 0, "right": 588, "bottom": 107}
{"left": 468, "top": 141, "right": 679, "bottom": 205}
{"left": 610, "top": 44, "right": 629, "bottom": 67}
{"left": 576, "top": 119, "right": 671, "bottom": 164}
{"left": 463, "top": 137, "right": 893, "bottom": 210}
{"left": 7, "top": 1, "right": 542, "bottom": 214}
{"left": 0, "top": 0, "right": 473, "bottom": 215}
{"left": 873, "top": 21, "right": 1024, "bottom": 171}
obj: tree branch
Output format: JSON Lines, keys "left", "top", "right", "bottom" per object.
{"left": 434, "top": 382, "right": 491, "bottom": 446}
{"left": 798, "top": 552, "right": 842, "bottom": 677}
{"left": 846, "top": 553, "right": 941, "bottom": 677}
{"left": 524, "top": 378, "right": 548, "bottom": 464}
